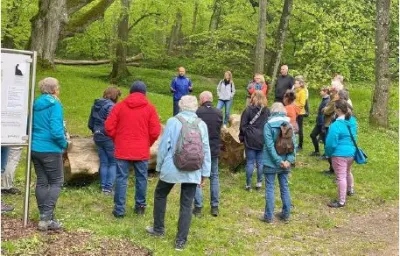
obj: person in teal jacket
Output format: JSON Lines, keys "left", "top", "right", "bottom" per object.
{"left": 261, "top": 102, "right": 296, "bottom": 223}
{"left": 325, "top": 99, "right": 357, "bottom": 208}
{"left": 146, "top": 95, "right": 211, "bottom": 251}
{"left": 31, "top": 77, "right": 68, "bottom": 232}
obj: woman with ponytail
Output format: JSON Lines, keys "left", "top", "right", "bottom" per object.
{"left": 325, "top": 100, "right": 357, "bottom": 208}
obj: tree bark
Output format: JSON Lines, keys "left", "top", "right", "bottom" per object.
{"left": 192, "top": 0, "right": 199, "bottom": 33}
{"left": 54, "top": 53, "right": 143, "bottom": 65}
{"left": 253, "top": 0, "right": 268, "bottom": 74}
{"left": 110, "top": 0, "right": 131, "bottom": 82}
{"left": 209, "top": 0, "right": 222, "bottom": 31}
{"left": 30, "top": 0, "right": 68, "bottom": 68}
{"left": 370, "top": 0, "right": 391, "bottom": 127}
{"left": 167, "top": 10, "right": 183, "bottom": 55}
{"left": 267, "top": 0, "right": 293, "bottom": 86}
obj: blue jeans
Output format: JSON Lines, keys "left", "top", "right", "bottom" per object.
{"left": 173, "top": 100, "right": 180, "bottom": 116}
{"left": 264, "top": 171, "right": 291, "bottom": 220}
{"left": 194, "top": 157, "right": 219, "bottom": 208}
{"left": 1, "top": 146, "right": 10, "bottom": 173}
{"left": 113, "top": 159, "right": 148, "bottom": 216}
{"left": 217, "top": 99, "right": 233, "bottom": 125}
{"left": 95, "top": 140, "right": 116, "bottom": 192}
{"left": 245, "top": 148, "right": 263, "bottom": 187}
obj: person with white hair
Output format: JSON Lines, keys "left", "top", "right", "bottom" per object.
{"left": 31, "top": 77, "right": 68, "bottom": 231}
{"left": 260, "top": 102, "right": 296, "bottom": 224}
{"left": 146, "top": 95, "right": 211, "bottom": 251}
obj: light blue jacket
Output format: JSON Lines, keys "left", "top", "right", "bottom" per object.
{"left": 325, "top": 116, "right": 357, "bottom": 157}
{"left": 156, "top": 111, "right": 211, "bottom": 184}
{"left": 262, "top": 112, "right": 296, "bottom": 173}
{"left": 32, "top": 94, "right": 67, "bottom": 153}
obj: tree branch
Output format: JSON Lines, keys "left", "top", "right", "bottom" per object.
{"left": 61, "top": 0, "right": 116, "bottom": 39}
{"left": 67, "top": 0, "right": 96, "bottom": 16}
{"left": 128, "top": 12, "right": 160, "bottom": 32}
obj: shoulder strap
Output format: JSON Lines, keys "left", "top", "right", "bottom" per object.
{"left": 249, "top": 106, "right": 264, "bottom": 125}
{"left": 346, "top": 125, "right": 359, "bottom": 150}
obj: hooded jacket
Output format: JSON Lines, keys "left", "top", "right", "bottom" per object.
{"left": 217, "top": 80, "right": 236, "bottom": 100}
{"left": 262, "top": 112, "right": 296, "bottom": 173}
{"left": 105, "top": 93, "right": 161, "bottom": 160}
{"left": 325, "top": 116, "right": 357, "bottom": 157}
{"left": 32, "top": 94, "right": 67, "bottom": 153}
{"left": 88, "top": 98, "right": 115, "bottom": 142}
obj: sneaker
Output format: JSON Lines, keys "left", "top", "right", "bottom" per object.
{"left": 347, "top": 190, "right": 355, "bottom": 196}
{"left": 175, "top": 240, "right": 186, "bottom": 251}
{"left": 319, "top": 155, "right": 329, "bottom": 161}
{"left": 145, "top": 226, "right": 165, "bottom": 237}
{"left": 255, "top": 182, "right": 262, "bottom": 191}
{"left": 322, "top": 169, "right": 334, "bottom": 175}
{"left": 327, "top": 201, "right": 345, "bottom": 208}
{"left": 102, "top": 189, "right": 113, "bottom": 196}
{"left": 223, "top": 124, "right": 227, "bottom": 129}
{"left": 134, "top": 206, "right": 145, "bottom": 215}
{"left": 192, "top": 207, "right": 202, "bottom": 217}
{"left": 211, "top": 206, "right": 219, "bottom": 217}
{"left": 277, "top": 213, "right": 290, "bottom": 224}
{"left": 245, "top": 185, "right": 252, "bottom": 192}
{"left": 112, "top": 210, "right": 125, "bottom": 218}
{"left": 309, "top": 151, "right": 320, "bottom": 157}
{"left": 259, "top": 216, "right": 273, "bottom": 224}
{"left": 1, "top": 202, "right": 14, "bottom": 213}
{"left": 38, "top": 219, "right": 62, "bottom": 231}
{"left": 2, "top": 187, "right": 22, "bottom": 195}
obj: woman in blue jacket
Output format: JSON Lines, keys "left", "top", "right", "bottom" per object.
{"left": 88, "top": 86, "right": 121, "bottom": 194}
{"left": 325, "top": 99, "right": 357, "bottom": 208}
{"left": 261, "top": 102, "right": 296, "bottom": 223}
{"left": 31, "top": 77, "right": 68, "bottom": 231}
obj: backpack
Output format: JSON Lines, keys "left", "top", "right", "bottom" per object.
{"left": 173, "top": 115, "right": 204, "bottom": 171}
{"left": 275, "top": 122, "right": 295, "bottom": 155}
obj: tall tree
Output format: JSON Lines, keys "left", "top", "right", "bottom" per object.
{"left": 167, "top": 10, "right": 183, "bottom": 55}
{"left": 29, "top": 0, "right": 115, "bottom": 68}
{"left": 253, "top": 0, "right": 267, "bottom": 74}
{"left": 370, "top": 0, "right": 391, "bottom": 127}
{"left": 192, "top": 0, "right": 199, "bottom": 33}
{"left": 110, "top": 0, "right": 131, "bottom": 82}
{"left": 267, "top": 0, "right": 293, "bottom": 86}
{"left": 209, "top": 0, "right": 222, "bottom": 31}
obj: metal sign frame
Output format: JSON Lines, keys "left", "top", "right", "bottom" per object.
{"left": 1, "top": 48, "right": 37, "bottom": 227}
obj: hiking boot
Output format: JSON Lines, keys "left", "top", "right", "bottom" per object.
{"left": 322, "top": 169, "right": 334, "bottom": 175}
{"left": 347, "top": 189, "right": 355, "bottom": 196}
{"left": 145, "top": 226, "right": 165, "bottom": 237}
{"left": 175, "top": 240, "right": 186, "bottom": 251}
{"left": 192, "top": 207, "right": 202, "bottom": 217}
{"left": 245, "top": 185, "right": 252, "bottom": 192}
{"left": 255, "top": 182, "right": 262, "bottom": 191}
{"left": 327, "top": 201, "right": 345, "bottom": 208}
{"left": 259, "top": 216, "right": 273, "bottom": 224}
{"left": 1, "top": 202, "right": 14, "bottom": 213}
{"left": 277, "top": 213, "right": 290, "bottom": 224}
{"left": 211, "top": 206, "right": 219, "bottom": 217}
{"left": 309, "top": 151, "right": 320, "bottom": 157}
{"left": 112, "top": 210, "right": 125, "bottom": 218}
{"left": 38, "top": 219, "right": 62, "bottom": 231}
{"left": 134, "top": 206, "right": 145, "bottom": 215}
{"left": 2, "top": 187, "right": 22, "bottom": 195}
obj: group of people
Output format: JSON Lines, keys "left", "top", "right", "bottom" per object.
{"left": 0, "top": 65, "right": 359, "bottom": 251}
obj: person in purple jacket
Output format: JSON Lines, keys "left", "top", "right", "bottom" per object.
{"left": 171, "top": 67, "right": 193, "bottom": 116}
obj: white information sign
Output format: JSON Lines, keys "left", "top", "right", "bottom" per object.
{"left": 1, "top": 52, "right": 32, "bottom": 144}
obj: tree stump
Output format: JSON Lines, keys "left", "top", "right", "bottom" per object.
{"left": 219, "top": 114, "right": 245, "bottom": 170}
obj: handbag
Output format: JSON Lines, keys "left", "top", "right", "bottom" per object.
{"left": 346, "top": 126, "right": 367, "bottom": 164}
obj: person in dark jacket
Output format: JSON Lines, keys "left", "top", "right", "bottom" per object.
{"left": 105, "top": 81, "right": 161, "bottom": 217}
{"left": 31, "top": 77, "right": 68, "bottom": 231}
{"left": 171, "top": 67, "right": 193, "bottom": 116}
{"left": 88, "top": 86, "right": 121, "bottom": 195}
{"left": 309, "top": 87, "right": 330, "bottom": 156}
{"left": 239, "top": 91, "right": 270, "bottom": 191}
{"left": 274, "top": 65, "right": 294, "bottom": 103}
{"left": 192, "top": 91, "right": 223, "bottom": 217}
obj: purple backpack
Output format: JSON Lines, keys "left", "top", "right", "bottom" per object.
{"left": 174, "top": 116, "right": 204, "bottom": 171}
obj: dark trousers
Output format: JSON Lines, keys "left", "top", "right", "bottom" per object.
{"left": 296, "top": 115, "right": 304, "bottom": 148}
{"left": 31, "top": 151, "right": 64, "bottom": 221}
{"left": 310, "top": 124, "right": 325, "bottom": 152}
{"left": 153, "top": 180, "right": 197, "bottom": 242}
{"left": 173, "top": 100, "right": 180, "bottom": 116}
{"left": 324, "top": 127, "right": 334, "bottom": 172}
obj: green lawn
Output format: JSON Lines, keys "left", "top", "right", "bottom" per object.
{"left": 2, "top": 65, "right": 399, "bottom": 255}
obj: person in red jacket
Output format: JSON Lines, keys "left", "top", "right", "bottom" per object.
{"left": 246, "top": 74, "right": 268, "bottom": 106}
{"left": 105, "top": 81, "right": 161, "bottom": 217}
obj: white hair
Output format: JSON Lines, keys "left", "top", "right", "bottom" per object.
{"left": 179, "top": 95, "right": 198, "bottom": 112}
{"left": 270, "top": 102, "right": 287, "bottom": 114}
{"left": 39, "top": 77, "right": 59, "bottom": 94}
{"left": 331, "top": 80, "right": 344, "bottom": 91}
{"left": 199, "top": 91, "right": 213, "bottom": 104}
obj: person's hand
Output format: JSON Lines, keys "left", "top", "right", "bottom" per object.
{"left": 283, "top": 161, "right": 291, "bottom": 169}
{"left": 188, "top": 86, "right": 193, "bottom": 92}
{"left": 200, "top": 176, "right": 206, "bottom": 188}
{"left": 280, "top": 161, "right": 286, "bottom": 168}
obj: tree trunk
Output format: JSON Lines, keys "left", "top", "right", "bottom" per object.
{"left": 192, "top": 0, "right": 199, "bottom": 33}
{"left": 30, "top": 0, "right": 68, "bottom": 68}
{"left": 167, "top": 11, "right": 183, "bottom": 55}
{"left": 253, "top": 0, "right": 267, "bottom": 74}
{"left": 110, "top": 0, "right": 131, "bottom": 82}
{"left": 209, "top": 0, "right": 222, "bottom": 31}
{"left": 267, "top": 0, "right": 293, "bottom": 86}
{"left": 370, "top": 0, "right": 391, "bottom": 127}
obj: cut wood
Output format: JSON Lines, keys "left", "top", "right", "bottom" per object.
{"left": 219, "top": 114, "right": 245, "bottom": 170}
{"left": 54, "top": 53, "right": 144, "bottom": 65}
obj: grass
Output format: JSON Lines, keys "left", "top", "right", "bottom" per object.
{"left": 2, "top": 65, "right": 399, "bottom": 255}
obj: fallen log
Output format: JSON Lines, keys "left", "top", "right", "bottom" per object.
{"left": 54, "top": 53, "right": 144, "bottom": 65}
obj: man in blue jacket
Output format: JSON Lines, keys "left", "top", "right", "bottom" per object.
{"left": 171, "top": 67, "right": 193, "bottom": 116}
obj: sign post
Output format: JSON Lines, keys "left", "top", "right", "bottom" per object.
{"left": 1, "top": 48, "right": 37, "bottom": 227}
